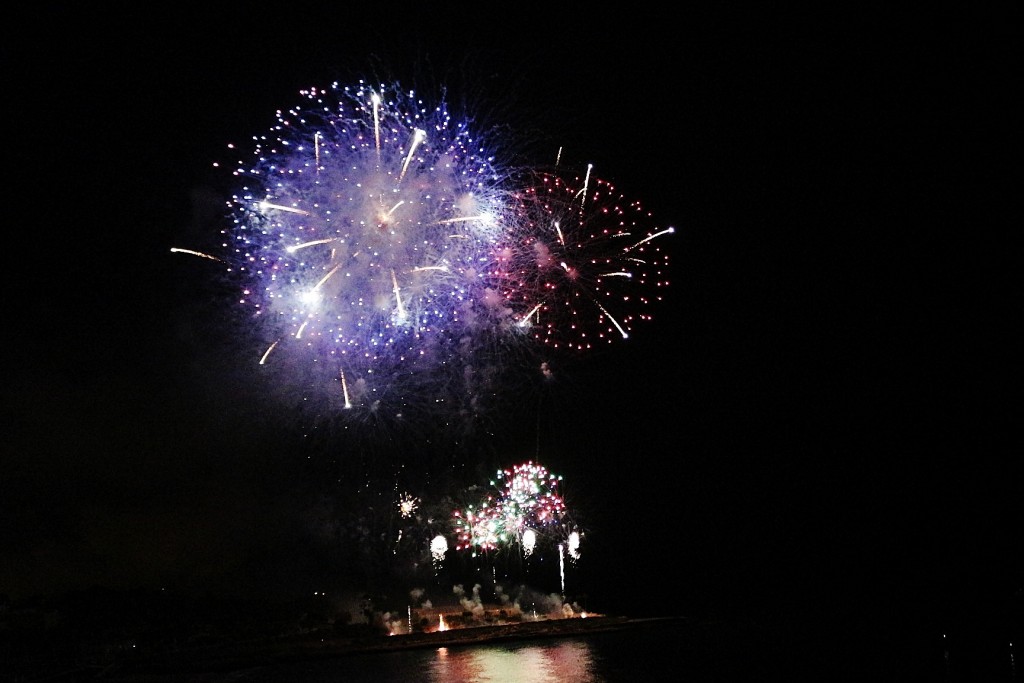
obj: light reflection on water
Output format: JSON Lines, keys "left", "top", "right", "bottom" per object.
{"left": 428, "top": 640, "right": 599, "bottom": 683}
{"left": 221, "top": 636, "right": 615, "bottom": 682}
{"left": 195, "top": 617, "right": 1021, "bottom": 682}
{"left": 221, "top": 627, "right": 673, "bottom": 682}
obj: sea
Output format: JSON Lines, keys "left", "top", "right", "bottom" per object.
{"left": 129, "top": 617, "right": 1018, "bottom": 683}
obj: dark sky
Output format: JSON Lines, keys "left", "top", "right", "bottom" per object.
{"left": 3, "top": 7, "right": 1016, "bottom": 625}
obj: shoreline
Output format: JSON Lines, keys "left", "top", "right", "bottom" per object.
{"left": 108, "top": 615, "right": 685, "bottom": 679}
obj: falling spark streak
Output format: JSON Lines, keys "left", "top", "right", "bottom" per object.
{"left": 553, "top": 221, "right": 565, "bottom": 246}
{"left": 286, "top": 238, "right": 336, "bottom": 253}
{"left": 314, "top": 131, "right": 321, "bottom": 170}
{"left": 339, "top": 368, "right": 352, "bottom": 408}
{"left": 398, "top": 129, "right": 426, "bottom": 183}
{"left": 435, "top": 215, "right": 489, "bottom": 225}
{"left": 170, "top": 247, "right": 222, "bottom": 262}
{"left": 559, "top": 543, "right": 566, "bottom": 595}
{"left": 391, "top": 269, "right": 407, "bottom": 322}
{"left": 314, "top": 264, "right": 342, "bottom": 291}
{"left": 385, "top": 198, "right": 403, "bottom": 218}
{"left": 371, "top": 92, "right": 381, "bottom": 156}
{"left": 602, "top": 272, "right": 632, "bottom": 278}
{"left": 295, "top": 320, "right": 309, "bottom": 339}
{"left": 576, "top": 163, "right": 593, "bottom": 206}
{"left": 412, "top": 265, "right": 449, "bottom": 273}
{"left": 259, "top": 201, "right": 310, "bottom": 215}
{"left": 596, "top": 301, "right": 628, "bottom": 339}
{"left": 517, "top": 303, "right": 543, "bottom": 327}
{"left": 259, "top": 340, "right": 279, "bottom": 365}
{"left": 626, "top": 227, "right": 676, "bottom": 251}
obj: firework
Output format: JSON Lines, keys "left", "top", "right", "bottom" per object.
{"left": 179, "top": 80, "right": 674, "bottom": 426}
{"left": 215, "top": 81, "right": 531, "bottom": 422}
{"left": 451, "top": 461, "right": 570, "bottom": 555}
{"left": 507, "top": 171, "right": 675, "bottom": 351}
{"left": 398, "top": 492, "right": 419, "bottom": 518}
{"left": 430, "top": 534, "right": 448, "bottom": 566}
{"left": 566, "top": 530, "right": 581, "bottom": 561}
{"left": 451, "top": 497, "right": 503, "bottom": 553}
{"left": 522, "top": 528, "right": 537, "bottom": 557}
{"left": 491, "top": 461, "right": 567, "bottom": 535}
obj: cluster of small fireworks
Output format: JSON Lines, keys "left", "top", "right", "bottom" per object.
{"left": 451, "top": 461, "right": 572, "bottom": 556}
{"left": 176, "top": 80, "right": 674, "bottom": 426}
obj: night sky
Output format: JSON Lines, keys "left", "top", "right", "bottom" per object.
{"left": 3, "top": 7, "right": 1016, "bottom": 629}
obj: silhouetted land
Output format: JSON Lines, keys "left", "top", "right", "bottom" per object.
{"left": 3, "top": 585, "right": 1022, "bottom": 681}
{"left": 0, "top": 587, "right": 669, "bottom": 681}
